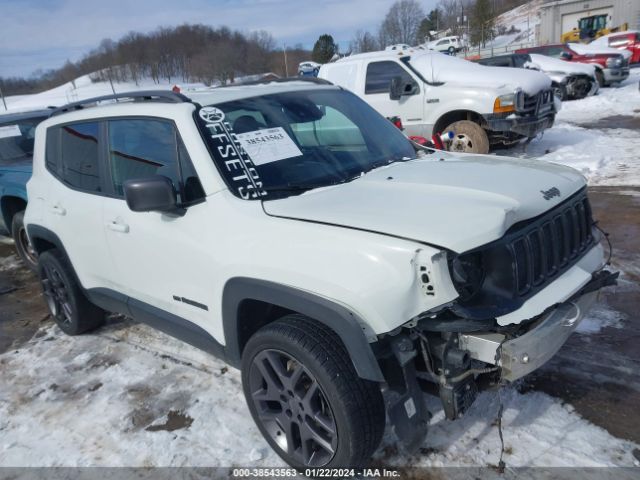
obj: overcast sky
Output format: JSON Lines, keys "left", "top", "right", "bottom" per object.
{"left": 0, "top": 0, "right": 438, "bottom": 78}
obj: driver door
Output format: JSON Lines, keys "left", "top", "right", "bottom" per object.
{"left": 362, "top": 60, "right": 425, "bottom": 137}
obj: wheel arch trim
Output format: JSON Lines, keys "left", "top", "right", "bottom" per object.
{"left": 222, "top": 277, "right": 385, "bottom": 382}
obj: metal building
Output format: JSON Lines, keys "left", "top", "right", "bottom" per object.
{"left": 538, "top": 0, "right": 640, "bottom": 45}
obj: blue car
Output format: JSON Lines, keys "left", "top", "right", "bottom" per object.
{"left": 0, "top": 109, "right": 52, "bottom": 270}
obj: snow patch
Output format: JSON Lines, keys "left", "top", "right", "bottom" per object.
{"left": 0, "top": 319, "right": 638, "bottom": 467}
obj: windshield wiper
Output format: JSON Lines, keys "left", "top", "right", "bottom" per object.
{"left": 263, "top": 175, "right": 362, "bottom": 195}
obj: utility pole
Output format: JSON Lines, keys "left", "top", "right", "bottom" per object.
{"left": 283, "top": 45, "right": 289, "bottom": 77}
{"left": 0, "top": 84, "right": 7, "bottom": 111}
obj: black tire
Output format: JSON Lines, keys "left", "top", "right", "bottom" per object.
{"left": 448, "top": 46, "right": 456, "bottom": 55}
{"left": 11, "top": 210, "right": 38, "bottom": 272}
{"left": 241, "top": 314, "right": 385, "bottom": 469}
{"left": 37, "top": 249, "right": 105, "bottom": 335}
{"left": 445, "top": 120, "right": 490, "bottom": 154}
{"left": 595, "top": 70, "right": 605, "bottom": 88}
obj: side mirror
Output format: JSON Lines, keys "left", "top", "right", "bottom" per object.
{"left": 560, "top": 51, "right": 573, "bottom": 60}
{"left": 389, "top": 76, "right": 418, "bottom": 100}
{"left": 123, "top": 175, "right": 184, "bottom": 215}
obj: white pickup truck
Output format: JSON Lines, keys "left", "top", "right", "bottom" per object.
{"left": 319, "top": 50, "right": 559, "bottom": 153}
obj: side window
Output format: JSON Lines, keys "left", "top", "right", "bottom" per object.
{"left": 365, "top": 61, "right": 416, "bottom": 95}
{"left": 45, "top": 127, "right": 60, "bottom": 173}
{"left": 60, "top": 122, "right": 101, "bottom": 192}
{"left": 108, "top": 119, "right": 204, "bottom": 204}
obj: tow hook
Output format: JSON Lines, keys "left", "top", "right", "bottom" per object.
{"left": 386, "top": 335, "right": 430, "bottom": 452}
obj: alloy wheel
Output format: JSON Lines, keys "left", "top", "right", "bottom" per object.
{"left": 41, "top": 263, "right": 73, "bottom": 327}
{"left": 248, "top": 349, "right": 338, "bottom": 467}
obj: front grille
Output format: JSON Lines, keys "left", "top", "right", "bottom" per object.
{"left": 516, "top": 89, "right": 554, "bottom": 116}
{"left": 508, "top": 193, "right": 594, "bottom": 296}
{"left": 449, "top": 189, "right": 596, "bottom": 320}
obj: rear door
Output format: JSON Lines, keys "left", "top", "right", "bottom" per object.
{"left": 44, "top": 121, "right": 116, "bottom": 290}
{"left": 363, "top": 60, "right": 425, "bottom": 136}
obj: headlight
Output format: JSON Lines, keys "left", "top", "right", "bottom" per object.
{"left": 493, "top": 93, "right": 516, "bottom": 113}
{"left": 606, "top": 57, "right": 622, "bottom": 68}
{"left": 449, "top": 253, "right": 485, "bottom": 301}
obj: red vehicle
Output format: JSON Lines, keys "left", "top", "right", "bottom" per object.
{"left": 592, "top": 32, "right": 640, "bottom": 64}
{"left": 516, "top": 43, "right": 629, "bottom": 87}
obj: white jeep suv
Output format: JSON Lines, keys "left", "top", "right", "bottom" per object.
{"left": 25, "top": 81, "right": 617, "bottom": 469}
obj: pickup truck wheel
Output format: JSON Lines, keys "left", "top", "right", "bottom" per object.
{"left": 241, "top": 314, "right": 385, "bottom": 469}
{"left": 445, "top": 120, "right": 490, "bottom": 154}
{"left": 37, "top": 250, "right": 105, "bottom": 335}
{"left": 11, "top": 210, "right": 38, "bottom": 272}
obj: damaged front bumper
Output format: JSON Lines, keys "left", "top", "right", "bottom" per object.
{"left": 483, "top": 112, "right": 555, "bottom": 138}
{"left": 459, "top": 269, "right": 618, "bottom": 381}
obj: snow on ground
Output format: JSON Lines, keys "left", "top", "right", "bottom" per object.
{"left": 1, "top": 315, "right": 638, "bottom": 468}
{"left": 485, "top": 0, "right": 543, "bottom": 50}
{"left": 497, "top": 67, "right": 640, "bottom": 186}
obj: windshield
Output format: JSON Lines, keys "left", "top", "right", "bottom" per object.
{"left": 0, "top": 117, "right": 47, "bottom": 166}
{"left": 196, "top": 89, "right": 416, "bottom": 200}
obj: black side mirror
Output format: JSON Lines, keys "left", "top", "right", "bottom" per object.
{"left": 123, "top": 175, "right": 184, "bottom": 216}
{"left": 389, "top": 76, "right": 418, "bottom": 100}
{"left": 560, "top": 51, "right": 573, "bottom": 60}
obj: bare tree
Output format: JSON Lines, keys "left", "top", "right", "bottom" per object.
{"left": 378, "top": 0, "right": 426, "bottom": 46}
{"left": 350, "top": 30, "right": 378, "bottom": 53}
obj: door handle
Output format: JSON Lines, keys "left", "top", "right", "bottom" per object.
{"left": 50, "top": 205, "right": 66, "bottom": 216}
{"left": 107, "top": 221, "right": 129, "bottom": 233}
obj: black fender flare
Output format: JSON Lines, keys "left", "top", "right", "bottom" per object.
{"left": 222, "top": 277, "right": 384, "bottom": 382}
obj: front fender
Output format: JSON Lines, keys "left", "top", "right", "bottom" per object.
{"left": 222, "top": 277, "right": 385, "bottom": 382}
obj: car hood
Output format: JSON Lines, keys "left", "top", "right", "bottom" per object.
{"left": 410, "top": 53, "right": 551, "bottom": 95}
{"left": 526, "top": 54, "right": 596, "bottom": 77}
{"left": 263, "top": 154, "right": 586, "bottom": 253}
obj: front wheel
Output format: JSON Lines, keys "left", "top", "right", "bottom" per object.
{"left": 445, "top": 120, "right": 490, "bottom": 154}
{"left": 11, "top": 210, "right": 38, "bottom": 272}
{"left": 241, "top": 315, "right": 385, "bottom": 469}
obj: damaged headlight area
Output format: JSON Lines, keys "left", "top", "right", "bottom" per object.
{"left": 376, "top": 189, "right": 619, "bottom": 452}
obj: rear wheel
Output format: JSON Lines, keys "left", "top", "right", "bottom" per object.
{"left": 445, "top": 120, "right": 490, "bottom": 154}
{"left": 241, "top": 314, "right": 385, "bottom": 469}
{"left": 11, "top": 211, "right": 38, "bottom": 272}
{"left": 38, "top": 249, "right": 105, "bottom": 335}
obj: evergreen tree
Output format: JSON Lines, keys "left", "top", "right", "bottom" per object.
{"left": 311, "top": 34, "right": 338, "bottom": 63}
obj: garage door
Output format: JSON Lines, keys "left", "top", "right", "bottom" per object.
{"left": 561, "top": 7, "right": 613, "bottom": 36}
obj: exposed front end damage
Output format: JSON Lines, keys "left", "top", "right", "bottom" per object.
{"left": 376, "top": 189, "right": 619, "bottom": 451}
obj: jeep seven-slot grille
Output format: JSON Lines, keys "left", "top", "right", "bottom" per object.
{"left": 509, "top": 194, "right": 593, "bottom": 296}
{"left": 448, "top": 189, "right": 596, "bottom": 320}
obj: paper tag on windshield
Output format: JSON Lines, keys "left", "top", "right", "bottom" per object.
{"left": 236, "top": 127, "right": 302, "bottom": 166}
{"left": 0, "top": 125, "right": 22, "bottom": 139}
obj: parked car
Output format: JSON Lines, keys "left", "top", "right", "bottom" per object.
{"left": 426, "top": 36, "right": 464, "bottom": 54}
{"left": 516, "top": 43, "right": 629, "bottom": 87}
{"left": 0, "top": 108, "right": 52, "bottom": 270}
{"left": 319, "top": 50, "right": 557, "bottom": 154}
{"left": 297, "top": 61, "right": 321, "bottom": 77}
{"left": 24, "top": 84, "right": 617, "bottom": 469}
{"left": 475, "top": 53, "right": 598, "bottom": 100}
{"left": 590, "top": 30, "right": 640, "bottom": 64}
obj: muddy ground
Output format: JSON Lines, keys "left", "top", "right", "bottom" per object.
{"left": 0, "top": 187, "right": 638, "bottom": 450}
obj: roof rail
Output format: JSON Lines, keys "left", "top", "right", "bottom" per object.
{"left": 50, "top": 90, "right": 191, "bottom": 117}
{"left": 230, "top": 76, "right": 334, "bottom": 87}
